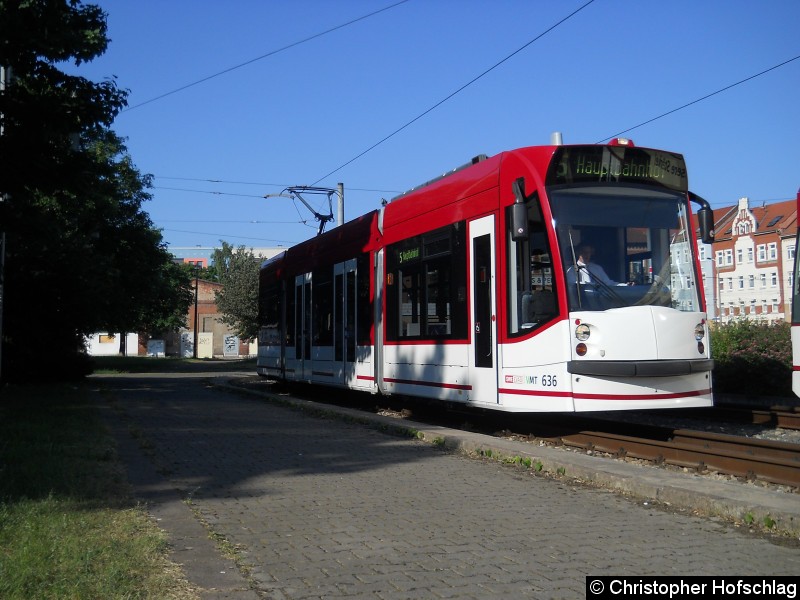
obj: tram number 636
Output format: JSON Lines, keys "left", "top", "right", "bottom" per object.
{"left": 541, "top": 374, "right": 557, "bottom": 387}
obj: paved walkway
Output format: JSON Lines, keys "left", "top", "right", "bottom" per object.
{"left": 93, "top": 373, "right": 800, "bottom": 599}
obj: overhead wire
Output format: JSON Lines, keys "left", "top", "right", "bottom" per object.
{"left": 596, "top": 53, "right": 800, "bottom": 142}
{"left": 154, "top": 186, "right": 266, "bottom": 199}
{"left": 162, "top": 228, "right": 298, "bottom": 245}
{"left": 148, "top": 4, "right": 797, "bottom": 242}
{"left": 159, "top": 219, "right": 301, "bottom": 224}
{"left": 122, "top": 0, "right": 410, "bottom": 112}
{"left": 154, "top": 175, "right": 401, "bottom": 194}
{"left": 152, "top": 0, "right": 596, "bottom": 241}
{"left": 311, "top": 0, "right": 597, "bottom": 185}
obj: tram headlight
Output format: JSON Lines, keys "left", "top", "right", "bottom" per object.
{"left": 575, "top": 323, "right": 591, "bottom": 341}
{"left": 694, "top": 323, "right": 705, "bottom": 341}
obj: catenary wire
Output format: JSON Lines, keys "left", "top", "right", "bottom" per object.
{"left": 154, "top": 186, "right": 266, "bottom": 199}
{"left": 596, "top": 53, "right": 800, "bottom": 142}
{"left": 310, "top": 0, "right": 597, "bottom": 185}
{"left": 122, "top": 0, "right": 410, "bottom": 112}
{"left": 159, "top": 219, "right": 301, "bottom": 224}
{"left": 162, "top": 228, "right": 299, "bottom": 245}
{"left": 154, "top": 175, "right": 401, "bottom": 194}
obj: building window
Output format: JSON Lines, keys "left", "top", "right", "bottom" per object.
{"left": 738, "top": 276, "right": 744, "bottom": 289}
{"left": 757, "top": 244, "right": 766, "bottom": 261}
{"left": 737, "top": 249, "right": 743, "bottom": 263}
{"left": 725, "top": 249, "right": 733, "bottom": 265}
{"left": 789, "top": 245, "right": 796, "bottom": 260}
{"left": 715, "top": 250, "right": 724, "bottom": 266}
{"left": 727, "top": 277, "right": 733, "bottom": 290}
{"left": 748, "top": 275, "right": 754, "bottom": 289}
{"left": 718, "top": 277, "right": 724, "bottom": 291}
{"left": 771, "top": 272, "right": 777, "bottom": 287}
{"left": 760, "top": 273, "right": 766, "bottom": 288}
{"left": 747, "top": 247, "right": 753, "bottom": 262}
{"left": 768, "top": 243, "right": 777, "bottom": 260}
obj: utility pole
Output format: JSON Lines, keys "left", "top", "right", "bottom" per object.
{"left": 193, "top": 268, "right": 199, "bottom": 359}
{"left": 337, "top": 182, "right": 344, "bottom": 228}
{"left": 0, "top": 65, "right": 12, "bottom": 382}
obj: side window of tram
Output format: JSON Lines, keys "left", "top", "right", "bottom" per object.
{"left": 356, "top": 253, "right": 372, "bottom": 346}
{"left": 507, "top": 200, "right": 559, "bottom": 336}
{"left": 386, "top": 222, "right": 468, "bottom": 342}
{"left": 312, "top": 267, "right": 333, "bottom": 346}
{"left": 285, "top": 283, "right": 295, "bottom": 346}
{"left": 258, "top": 280, "right": 281, "bottom": 345}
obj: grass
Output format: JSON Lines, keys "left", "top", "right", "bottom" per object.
{"left": 91, "top": 355, "right": 257, "bottom": 374}
{"left": 0, "top": 383, "right": 197, "bottom": 599}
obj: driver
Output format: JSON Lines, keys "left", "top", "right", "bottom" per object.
{"left": 566, "top": 244, "right": 625, "bottom": 287}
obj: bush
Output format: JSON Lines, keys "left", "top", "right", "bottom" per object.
{"left": 710, "top": 319, "right": 791, "bottom": 397}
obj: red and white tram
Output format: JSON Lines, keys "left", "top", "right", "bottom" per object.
{"left": 257, "top": 139, "right": 716, "bottom": 412}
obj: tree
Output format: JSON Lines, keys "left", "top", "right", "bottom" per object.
{"left": 212, "top": 242, "right": 261, "bottom": 340}
{"left": 0, "top": 1, "right": 191, "bottom": 379}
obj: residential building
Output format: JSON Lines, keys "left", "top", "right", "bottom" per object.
{"left": 703, "top": 196, "right": 797, "bottom": 323}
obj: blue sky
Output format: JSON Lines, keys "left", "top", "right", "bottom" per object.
{"left": 66, "top": 0, "right": 800, "bottom": 250}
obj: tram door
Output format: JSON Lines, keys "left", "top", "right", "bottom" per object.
{"left": 469, "top": 215, "right": 498, "bottom": 404}
{"left": 294, "top": 273, "right": 312, "bottom": 381}
{"left": 334, "top": 259, "right": 358, "bottom": 385}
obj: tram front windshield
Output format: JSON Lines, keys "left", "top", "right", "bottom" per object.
{"left": 549, "top": 185, "right": 701, "bottom": 313}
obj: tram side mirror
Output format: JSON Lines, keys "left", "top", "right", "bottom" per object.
{"left": 511, "top": 177, "right": 529, "bottom": 242}
{"left": 689, "top": 192, "right": 715, "bottom": 245}
{"left": 698, "top": 207, "right": 714, "bottom": 244}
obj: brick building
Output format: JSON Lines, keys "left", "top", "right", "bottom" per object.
{"left": 703, "top": 196, "right": 797, "bottom": 323}
{"left": 161, "top": 246, "right": 285, "bottom": 357}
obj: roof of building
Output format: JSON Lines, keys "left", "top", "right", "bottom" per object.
{"left": 712, "top": 197, "right": 797, "bottom": 241}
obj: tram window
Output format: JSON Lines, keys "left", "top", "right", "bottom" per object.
{"left": 259, "top": 280, "right": 279, "bottom": 326}
{"left": 313, "top": 266, "right": 333, "bottom": 346}
{"left": 386, "top": 222, "right": 467, "bottom": 341}
{"left": 259, "top": 279, "right": 282, "bottom": 345}
{"left": 506, "top": 197, "right": 559, "bottom": 336}
{"left": 356, "top": 253, "right": 372, "bottom": 346}
{"left": 285, "top": 282, "right": 295, "bottom": 346}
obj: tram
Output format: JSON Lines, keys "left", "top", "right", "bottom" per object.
{"left": 257, "top": 138, "right": 716, "bottom": 412}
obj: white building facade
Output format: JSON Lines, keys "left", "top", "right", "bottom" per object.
{"left": 702, "top": 196, "right": 796, "bottom": 324}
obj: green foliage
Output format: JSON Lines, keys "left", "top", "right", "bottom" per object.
{"left": 0, "top": 384, "right": 196, "bottom": 599}
{"left": 0, "top": 1, "right": 190, "bottom": 379}
{"left": 212, "top": 242, "right": 261, "bottom": 339}
{"left": 710, "top": 320, "right": 791, "bottom": 397}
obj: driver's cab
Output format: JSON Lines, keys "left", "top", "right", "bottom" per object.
{"left": 551, "top": 185, "right": 700, "bottom": 313}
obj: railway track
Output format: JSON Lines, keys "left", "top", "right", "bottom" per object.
{"left": 532, "top": 424, "right": 800, "bottom": 488}
{"left": 392, "top": 402, "right": 800, "bottom": 489}
{"left": 672, "top": 404, "right": 800, "bottom": 431}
